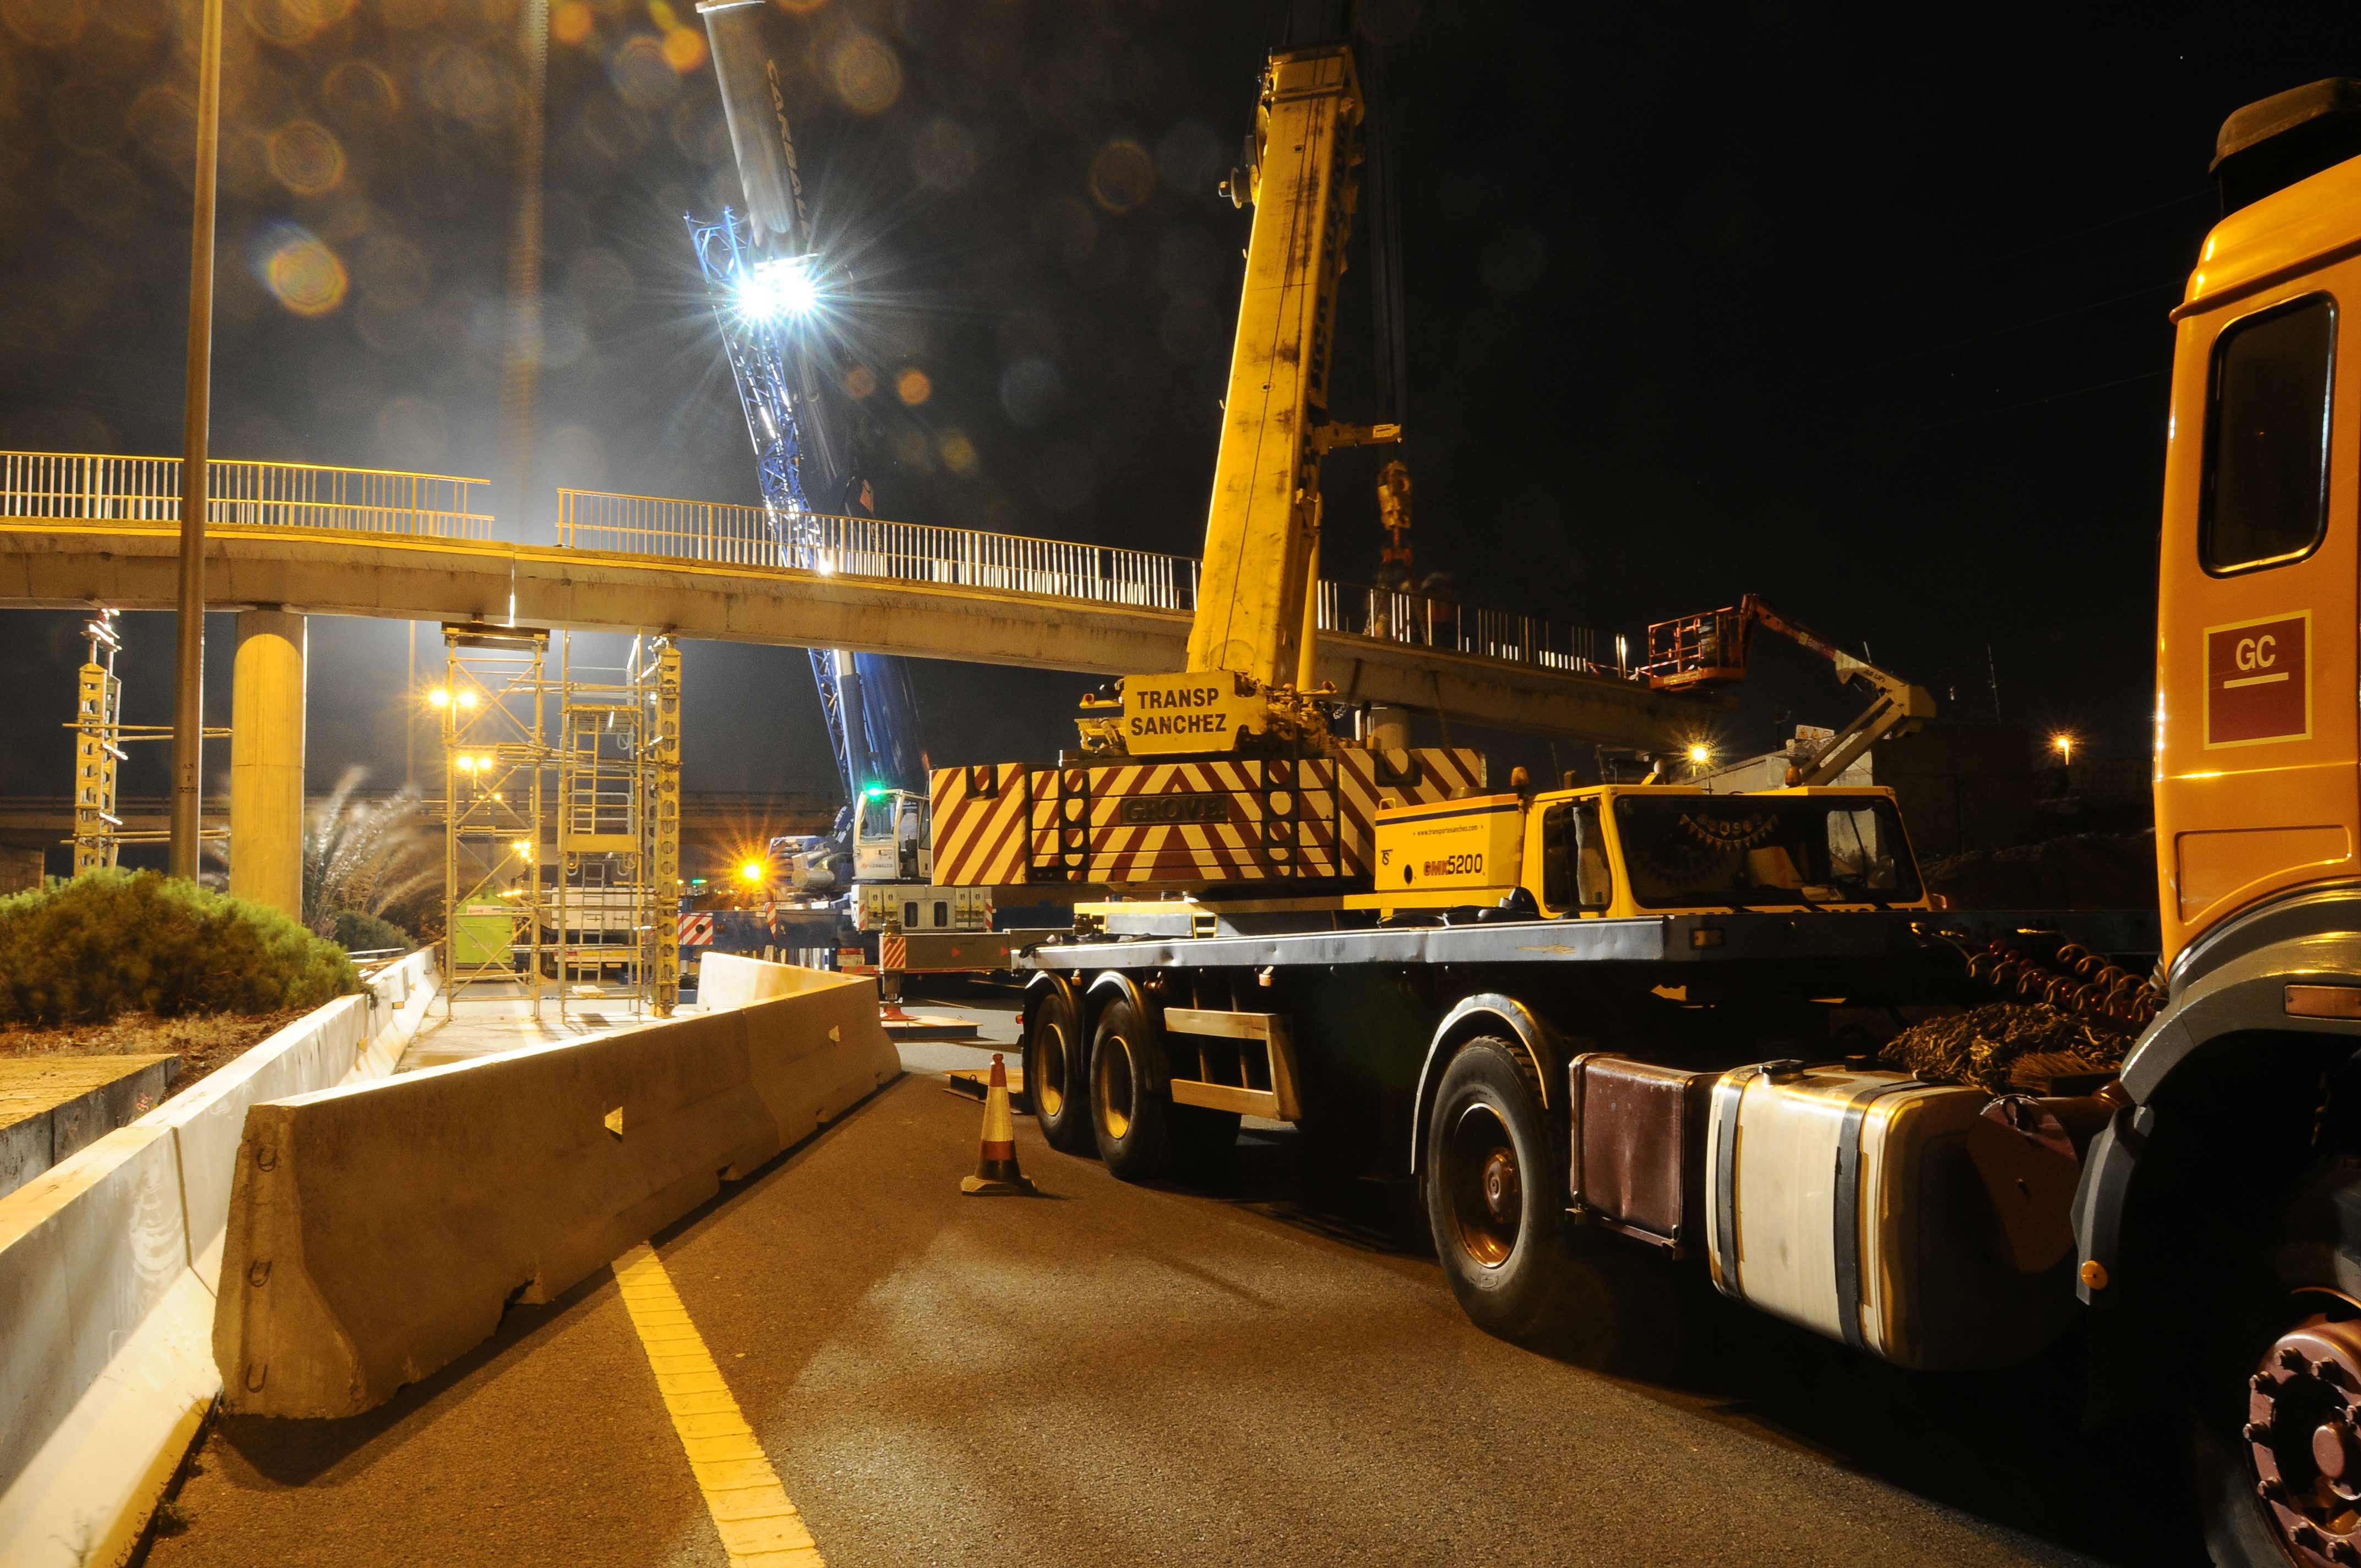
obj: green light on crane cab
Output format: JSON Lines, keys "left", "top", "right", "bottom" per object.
{"left": 863, "top": 783, "right": 889, "bottom": 799}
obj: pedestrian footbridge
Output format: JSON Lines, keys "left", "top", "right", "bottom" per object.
{"left": 0, "top": 451, "right": 1711, "bottom": 746}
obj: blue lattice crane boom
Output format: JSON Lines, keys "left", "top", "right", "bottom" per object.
{"left": 688, "top": 1, "right": 927, "bottom": 810}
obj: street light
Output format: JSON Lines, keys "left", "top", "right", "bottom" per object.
{"left": 2052, "top": 732, "right": 2075, "bottom": 766}
{"left": 738, "top": 858, "right": 767, "bottom": 886}
{"left": 1687, "top": 742, "right": 1713, "bottom": 767}
{"left": 168, "top": 0, "right": 225, "bottom": 880}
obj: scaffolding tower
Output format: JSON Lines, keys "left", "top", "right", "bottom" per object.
{"left": 433, "top": 625, "right": 680, "bottom": 1022}
{"left": 67, "top": 608, "right": 224, "bottom": 874}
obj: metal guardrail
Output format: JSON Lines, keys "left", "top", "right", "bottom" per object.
{"left": 0, "top": 451, "right": 492, "bottom": 538}
{"left": 557, "top": 488, "right": 1624, "bottom": 678}
{"left": 556, "top": 489, "right": 1192, "bottom": 608}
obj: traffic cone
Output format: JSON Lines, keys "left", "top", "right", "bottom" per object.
{"left": 960, "top": 1053, "right": 1036, "bottom": 1196}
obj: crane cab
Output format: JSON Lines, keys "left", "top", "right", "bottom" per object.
{"left": 851, "top": 786, "right": 931, "bottom": 885}
{"left": 2155, "top": 81, "right": 2361, "bottom": 970}
{"left": 1361, "top": 785, "right": 1929, "bottom": 920}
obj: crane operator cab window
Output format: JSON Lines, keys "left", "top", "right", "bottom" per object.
{"left": 1612, "top": 795, "right": 1918, "bottom": 910}
{"left": 1541, "top": 800, "right": 1612, "bottom": 913}
{"left": 898, "top": 798, "right": 923, "bottom": 881}
{"left": 2202, "top": 293, "right": 2336, "bottom": 574}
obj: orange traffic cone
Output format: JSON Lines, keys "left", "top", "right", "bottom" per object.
{"left": 960, "top": 1053, "right": 1036, "bottom": 1196}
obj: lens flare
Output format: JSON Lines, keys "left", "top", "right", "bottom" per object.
{"left": 830, "top": 32, "right": 901, "bottom": 116}
{"left": 661, "top": 25, "right": 704, "bottom": 73}
{"left": 268, "top": 118, "right": 345, "bottom": 197}
{"left": 895, "top": 368, "right": 932, "bottom": 406}
{"left": 1089, "top": 138, "right": 1156, "bottom": 214}
{"left": 255, "top": 222, "right": 347, "bottom": 317}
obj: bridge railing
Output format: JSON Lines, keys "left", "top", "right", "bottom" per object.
{"left": 0, "top": 451, "right": 491, "bottom": 538}
{"left": 1316, "top": 581, "right": 1623, "bottom": 677}
{"left": 556, "top": 487, "right": 1625, "bottom": 679}
{"left": 557, "top": 490, "right": 1198, "bottom": 609}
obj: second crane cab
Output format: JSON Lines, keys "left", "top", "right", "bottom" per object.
{"left": 1365, "top": 784, "right": 1929, "bottom": 920}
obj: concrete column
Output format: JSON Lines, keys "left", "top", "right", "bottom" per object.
{"left": 230, "top": 610, "right": 306, "bottom": 921}
{"left": 1367, "top": 704, "right": 1411, "bottom": 753}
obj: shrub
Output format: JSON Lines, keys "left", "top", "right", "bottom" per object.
{"left": 0, "top": 869, "right": 358, "bottom": 1026}
{"left": 330, "top": 908, "right": 412, "bottom": 955}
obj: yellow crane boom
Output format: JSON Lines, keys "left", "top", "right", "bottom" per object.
{"left": 1189, "top": 41, "right": 1368, "bottom": 690}
{"left": 1097, "top": 40, "right": 1396, "bottom": 756}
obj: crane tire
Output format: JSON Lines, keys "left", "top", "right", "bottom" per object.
{"left": 1423, "top": 1037, "right": 1577, "bottom": 1342}
{"left": 1091, "top": 995, "right": 1174, "bottom": 1182}
{"left": 1024, "top": 983, "right": 1094, "bottom": 1155}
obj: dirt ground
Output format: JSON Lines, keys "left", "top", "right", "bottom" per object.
{"left": 0, "top": 1009, "right": 311, "bottom": 1097}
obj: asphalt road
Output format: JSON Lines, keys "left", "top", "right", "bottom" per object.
{"left": 143, "top": 1017, "right": 2200, "bottom": 1568}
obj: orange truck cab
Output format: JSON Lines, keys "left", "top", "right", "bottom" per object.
{"left": 2077, "top": 78, "right": 2361, "bottom": 1565}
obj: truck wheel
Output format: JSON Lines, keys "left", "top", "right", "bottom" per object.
{"left": 1025, "top": 984, "right": 1094, "bottom": 1155}
{"left": 1424, "top": 1037, "right": 1575, "bottom": 1341}
{"left": 2195, "top": 1157, "right": 2361, "bottom": 1567}
{"left": 1091, "top": 996, "right": 1174, "bottom": 1182}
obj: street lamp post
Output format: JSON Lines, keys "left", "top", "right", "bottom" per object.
{"left": 169, "top": 0, "right": 225, "bottom": 880}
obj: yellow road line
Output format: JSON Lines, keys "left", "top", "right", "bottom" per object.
{"left": 613, "top": 1243, "right": 824, "bottom": 1566}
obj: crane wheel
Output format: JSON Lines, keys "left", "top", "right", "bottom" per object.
{"left": 1423, "top": 1037, "right": 1577, "bottom": 1342}
{"left": 1024, "top": 983, "right": 1095, "bottom": 1155}
{"left": 1090, "top": 995, "right": 1174, "bottom": 1182}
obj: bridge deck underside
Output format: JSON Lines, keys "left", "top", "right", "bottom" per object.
{"left": 0, "top": 522, "right": 1720, "bottom": 747}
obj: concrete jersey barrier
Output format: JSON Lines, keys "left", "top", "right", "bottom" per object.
{"left": 213, "top": 960, "right": 897, "bottom": 1418}
{"left": 0, "top": 948, "right": 439, "bottom": 1568}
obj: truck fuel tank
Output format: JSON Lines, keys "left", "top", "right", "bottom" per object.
{"left": 1705, "top": 1063, "right": 2076, "bottom": 1370}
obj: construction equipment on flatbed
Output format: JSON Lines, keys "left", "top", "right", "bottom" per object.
{"left": 981, "top": 53, "right": 2361, "bottom": 1567}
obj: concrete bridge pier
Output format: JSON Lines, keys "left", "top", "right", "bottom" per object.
{"left": 230, "top": 610, "right": 306, "bottom": 921}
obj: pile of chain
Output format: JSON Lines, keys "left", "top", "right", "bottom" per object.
{"left": 1882, "top": 1001, "right": 2136, "bottom": 1093}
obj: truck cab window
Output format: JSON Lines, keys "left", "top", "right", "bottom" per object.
{"left": 1541, "top": 801, "right": 1611, "bottom": 912}
{"left": 2202, "top": 293, "right": 2336, "bottom": 573}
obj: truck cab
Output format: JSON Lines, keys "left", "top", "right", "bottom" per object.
{"left": 2153, "top": 129, "right": 2361, "bottom": 970}
{"left": 2071, "top": 77, "right": 2361, "bottom": 1567}
{"left": 1366, "top": 784, "right": 1928, "bottom": 919}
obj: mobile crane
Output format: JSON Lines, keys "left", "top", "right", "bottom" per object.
{"left": 928, "top": 18, "right": 1490, "bottom": 901}
{"left": 959, "top": 30, "right": 2361, "bottom": 1565}
{"left": 687, "top": 1, "right": 992, "bottom": 983}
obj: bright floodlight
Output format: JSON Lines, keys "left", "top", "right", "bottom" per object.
{"left": 1687, "top": 743, "right": 1712, "bottom": 765}
{"left": 739, "top": 858, "right": 767, "bottom": 884}
{"left": 740, "top": 254, "right": 820, "bottom": 321}
{"left": 2052, "top": 732, "right": 2075, "bottom": 762}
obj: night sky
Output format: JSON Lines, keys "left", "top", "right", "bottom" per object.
{"left": 0, "top": 1, "right": 2350, "bottom": 847}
